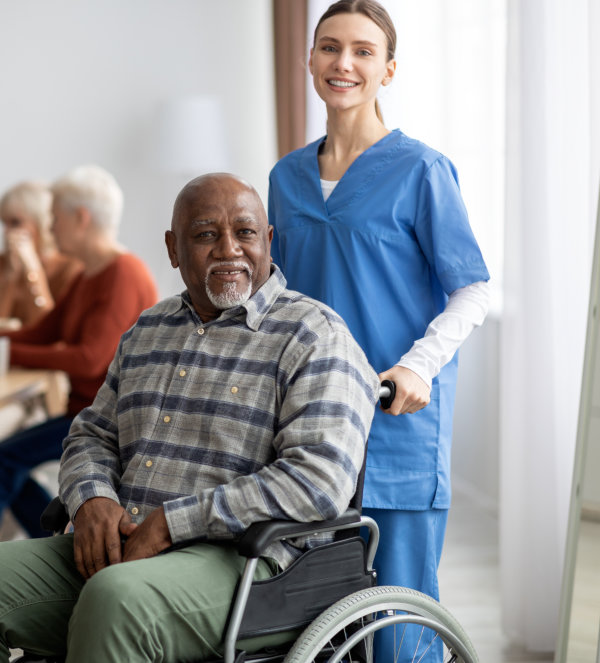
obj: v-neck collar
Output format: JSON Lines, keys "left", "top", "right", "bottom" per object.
{"left": 300, "top": 130, "right": 403, "bottom": 216}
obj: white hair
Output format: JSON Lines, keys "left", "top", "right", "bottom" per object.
{"left": 0, "top": 180, "right": 55, "bottom": 251}
{"left": 51, "top": 165, "right": 123, "bottom": 234}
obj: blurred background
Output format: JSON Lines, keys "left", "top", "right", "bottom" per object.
{"left": 1, "top": 1, "right": 599, "bottom": 660}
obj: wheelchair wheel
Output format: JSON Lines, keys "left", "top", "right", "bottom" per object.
{"left": 283, "top": 585, "right": 478, "bottom": 663}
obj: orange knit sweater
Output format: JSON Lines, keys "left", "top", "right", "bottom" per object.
{"left": 5, "top": 253, "right": 158, "bottom": 416}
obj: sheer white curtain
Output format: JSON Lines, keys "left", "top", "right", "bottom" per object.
{"left": 500, "top": 0, "right": 600, "bottom": 650}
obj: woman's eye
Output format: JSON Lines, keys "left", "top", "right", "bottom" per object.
{"left": 322, "top": 45, "right": 337, "bottom": 53}
{"left": 357, "top": 49, "right": 372, "bottom": 56}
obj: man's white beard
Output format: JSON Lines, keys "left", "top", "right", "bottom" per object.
{"left": 205, "top": 262, "right": 253, "bottom": 310}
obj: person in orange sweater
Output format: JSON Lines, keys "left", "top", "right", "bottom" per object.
{"left": 0, "top": 165, "right": 158, "bottom": 538}
{"left": 0, "top": 180, "right": 82, "bottom": 328}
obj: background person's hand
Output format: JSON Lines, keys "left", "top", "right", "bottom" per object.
{"left": 6, "top": 229, "right": 41, "bottom": 278}
{"left": 73, "top": 497, "right": 131, "bottom": 579}
{"left": 378, "top": 365, "right": 431, "bottom": 415}
{"left": 122, "top": 506, "right": 172, "bottom": 562}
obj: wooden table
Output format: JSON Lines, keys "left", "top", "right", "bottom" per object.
{"left": 0, "top": 368, "right": 68, "bottom": 417}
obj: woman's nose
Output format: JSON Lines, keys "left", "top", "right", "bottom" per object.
{"left": 335, "top": 49, "right": 353, "bottom": 72}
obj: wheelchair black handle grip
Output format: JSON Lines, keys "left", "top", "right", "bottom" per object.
{"left": 379, "top": 380, "right": 396, "bottom": 410}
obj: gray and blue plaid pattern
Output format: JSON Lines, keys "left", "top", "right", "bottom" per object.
{"left": 60, "top": 267, "right": 378, "bottom": 567}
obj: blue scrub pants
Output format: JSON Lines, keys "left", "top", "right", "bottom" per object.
{"left": 362, "top": 507, "right": 448, "bottom": 663}
{"left": 0, "top": 416, "right": 73, "bottom": 538}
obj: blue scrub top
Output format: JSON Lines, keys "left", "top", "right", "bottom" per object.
{"left": 268, "top": 129, "right": 490, "bottom": 510}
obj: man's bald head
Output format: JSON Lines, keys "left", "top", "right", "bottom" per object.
{"left": 171, "top": 173, "right": 266, "bottom": 231}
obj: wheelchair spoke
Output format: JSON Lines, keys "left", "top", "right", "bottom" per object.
{"left": 413, "top": 630, "right": 438, "bottom": 663}
{"left": 392, "top": 617, "right": 406, "bottom": 662}
{"left": 284, "top": 586, "right": 478, "bottom": 663}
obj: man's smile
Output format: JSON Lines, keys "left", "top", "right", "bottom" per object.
{"left": 208, "top": 262, "right": 251, "bottom": 282}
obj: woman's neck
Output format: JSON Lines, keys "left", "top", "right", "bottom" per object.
{"left": 80, "top": 236, "right": 125, "bottom": 276}
{"left": 319, "top": 108, "right": 389, "bottom": 181}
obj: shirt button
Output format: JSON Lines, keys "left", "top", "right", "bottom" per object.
{"left": 145, "top": 460, "right": 153, "bottom": 468}
{"left": 179, "top": 369, "right": 187, "bottom": 377}
{"left": 131, "top": 507, "right": 139, "bottom": 515}
{"left": 231, "top": 386, "right": 238, "bottom": 394}
{"left": 163, "top": 415, "right": 171, "bottom": 423}
{"left": 197, "top": 328, "right": 205, "bottom": 335}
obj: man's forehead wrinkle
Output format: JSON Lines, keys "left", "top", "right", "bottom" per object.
{"left": 190, "top": 218, "right": 216, "bottom": 228}
{"left": 188, "top": 213, "right": 260, "bottom": 228}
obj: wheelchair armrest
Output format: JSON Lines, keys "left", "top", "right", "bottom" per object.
{"left": 40, "top": 497, "right": 363, "bottom": 559}
{"left": 40, "top": 496, "right": 70, "bottom": 533}
{"left": 236, "top": 508, "right": 362, "bottom": 558}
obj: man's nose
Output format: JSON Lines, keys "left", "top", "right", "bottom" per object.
{"left": 213, "top": 231, "right": 243, "bottom": 258}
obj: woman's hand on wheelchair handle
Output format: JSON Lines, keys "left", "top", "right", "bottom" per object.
{"left": 378, "top": 365, "right": 431, "bottom": 415}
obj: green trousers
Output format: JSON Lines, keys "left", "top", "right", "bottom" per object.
{"left": 0, "top": 534, "right": 284, "bottom": 662}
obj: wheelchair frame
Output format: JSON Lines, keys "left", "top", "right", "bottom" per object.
{"left": 13, "top": 380, "right": 478, "bottom": 662}
{"left": 13, "top": 504, "right": 478, "bottom": 663}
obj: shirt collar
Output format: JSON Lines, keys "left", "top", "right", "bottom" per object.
{"left": 179, "top": 265, "right": 287, "bottom": 331}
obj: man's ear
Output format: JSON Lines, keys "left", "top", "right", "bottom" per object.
{"left": 165, "top": 230, "right": 179, "bottom": 268}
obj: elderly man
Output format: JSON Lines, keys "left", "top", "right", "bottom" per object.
{"left": 0, "top": 173, "right": 378, "bottom": 662}
{"left": 0, "top": 165, "right": 157, "bottom": 538}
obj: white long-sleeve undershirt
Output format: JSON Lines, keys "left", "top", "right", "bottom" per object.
{"left": 396, "top": 280, "right": 490, "bottom": 388}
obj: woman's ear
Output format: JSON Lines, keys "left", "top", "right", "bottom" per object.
{"left": 75, "top": 206, "right": 92, "bottom": 230}
{"left": 382, "top": 58, "right": 397, "bottom": 86}
{"left": 308, "top": 48, "right": 314, "bottom": 76}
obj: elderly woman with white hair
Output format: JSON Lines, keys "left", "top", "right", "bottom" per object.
{"left": 0, "top": 180, "right": 82, "bottom": 328}
{"left": 0, "top": 164, "right": 158, "bottom": 539}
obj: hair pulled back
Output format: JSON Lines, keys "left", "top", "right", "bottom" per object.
{"left": 313, "top": 0, "right": 396, "bottom": 62}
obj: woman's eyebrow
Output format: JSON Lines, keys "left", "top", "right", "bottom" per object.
{"left": 317, "top": 35, "right": 378, "bottom": 47}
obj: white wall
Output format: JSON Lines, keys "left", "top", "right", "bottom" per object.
{"left": 0, "top": 0, "right": 277, "bottom": 299}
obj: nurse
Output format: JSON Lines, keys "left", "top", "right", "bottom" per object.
{"left": 268, "top": 0, "right": 490, "bottom": 659}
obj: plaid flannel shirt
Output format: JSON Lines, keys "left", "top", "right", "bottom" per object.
{"left": 59, "top": 267, "right": 379, "bottom": 568}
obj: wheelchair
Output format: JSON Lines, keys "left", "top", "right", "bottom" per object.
{"left": 13, "top": 382, "right": 478, "bottom": 663}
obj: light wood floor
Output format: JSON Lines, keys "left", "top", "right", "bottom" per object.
{"left": 439, "top": 487, "right": 554, "bottom": 663}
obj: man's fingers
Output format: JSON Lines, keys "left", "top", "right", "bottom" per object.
{"left": 105, "top": 537, "right": 123, "bottom": 567}
{"left": 73, "top": 542, "right": 89, "bottom": 580}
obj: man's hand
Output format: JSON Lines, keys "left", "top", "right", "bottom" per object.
{"left": 378, "top": 365, "right": 431, "bottom": 415}
{"left": 122, "top": 506, "right": 172, "bottom": 562}
{"left": 73, "top": 497, "right": 134, "bottom": 579}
